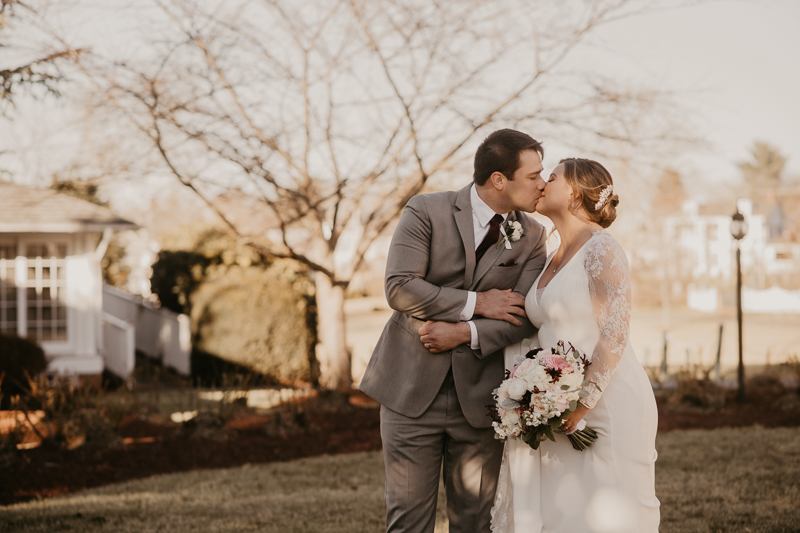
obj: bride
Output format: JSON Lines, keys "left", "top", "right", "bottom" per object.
{"left": 490, "top": 158, "right": 660, "bottom": 532}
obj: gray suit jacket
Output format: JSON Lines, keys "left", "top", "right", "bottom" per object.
{"left": 359, "top": 184, "right": 548, "bottom": 428}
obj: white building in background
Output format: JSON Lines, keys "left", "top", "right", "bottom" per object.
{"left": 0, "top": 182, "right": 190, "bottom": 379}
{"left": 662, "top": 198, "right": 800, "bottom": 313}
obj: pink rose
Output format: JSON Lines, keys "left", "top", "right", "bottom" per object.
{"left": 543, "top": 355, "right": 572, "bottom": 374}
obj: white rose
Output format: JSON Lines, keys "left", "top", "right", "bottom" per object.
{"left": 504, "top": 409, "right": 520, "bottom": 426}
{"left": 554, "top": 397, "right": 570, "bottom": 413}
{"left": 524, "top": 365, "right": 548, "bottom": 390}
{"left": 507, "top": 378, "right": 528, "bottom": 401}
{"left": 513, "top": 358, "right": 534, "bottom": 378}
{"left": 496, "top": 383, "right": 520, "bottom": 410}
{"left": 510, "top": 222, "right": 523, "bottom": 241}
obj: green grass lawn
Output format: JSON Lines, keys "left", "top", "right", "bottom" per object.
{"left": 2, "top": 426, "right": 799, "bottom": 533}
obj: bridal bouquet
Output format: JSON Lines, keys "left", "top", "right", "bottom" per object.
{"left": 489, "top": 340, "right": 598, "bottom": 451}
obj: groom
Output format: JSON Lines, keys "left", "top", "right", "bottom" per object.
{"left": 360, "top": 129, "right": 549, "bottom": 533}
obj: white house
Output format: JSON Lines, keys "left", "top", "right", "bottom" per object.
{"left": 0, "top": 181, "right": 139, "bottom": 377}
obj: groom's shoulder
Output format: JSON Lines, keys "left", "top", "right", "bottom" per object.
{"left": 406, "top": 189, "right": 460, "bottom": 210}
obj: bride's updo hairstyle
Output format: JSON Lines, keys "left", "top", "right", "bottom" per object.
{"left": 561, "top": 158, "right": 619, "bottom": 228}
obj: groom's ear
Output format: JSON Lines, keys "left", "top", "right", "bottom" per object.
{"left": 488, "top": 171, "right": 507, "bottom": 191}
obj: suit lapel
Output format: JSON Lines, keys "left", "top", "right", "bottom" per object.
{"left": 470, "top": 212, "right": 517, "bottom": 290}
{"left": 454, "top": 185, "right": 475, "bottom": 289}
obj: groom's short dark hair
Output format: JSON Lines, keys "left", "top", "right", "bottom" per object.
{"left": 473, "top": 129, "right": 543, "bottom": 186}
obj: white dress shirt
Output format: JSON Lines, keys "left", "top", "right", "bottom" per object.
{"left": 459, "top": 185, "right": 509, "bottom": 350}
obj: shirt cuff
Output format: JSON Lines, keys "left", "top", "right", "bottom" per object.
{"left": 459, "top": 291, "right": 476, "bottom": 321}
{"left": 468, "top": 321, "right": 480, "bottom": 350}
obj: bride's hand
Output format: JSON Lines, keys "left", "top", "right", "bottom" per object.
{"left": 560, "top": 404, "right": 590, "bottom": 433}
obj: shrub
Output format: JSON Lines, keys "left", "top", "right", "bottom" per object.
{"left": 747, "top": 373, "right": 786, "bottom": 397}
{"left": 61, "top": 408, "right": 123, "bottom": 449}
{"left": 11, "top": 375, "right": 132, "bottom": 449}
{"left": 666, "top": 367, "right": 727, "bottom": 409}
{"left": 181, "top": 411, "right": 232, "bottom": 442}
{"left": 0, "top": 334, "right": 47, "bottom": 410}
{"left": 150, "top": 250, "right": 211, "bottom": 315}
{"left": 191, "top": 262, "right": 316, "bottom": 384}
{"left": 151, "top": 229, "right": 318, "bottom": 385}
{"left": 780, "top": 355, "right": 800, "bottom": 392}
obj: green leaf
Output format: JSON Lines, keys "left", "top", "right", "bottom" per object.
{"left": 522, "top": 338, "right": 532, "bottom": 348}
{"left": 560, "top": 384, "right": 570, "bottom": 390}
{"left": 522, "top": 430, "right": 541, "bottom": 450}
{"left": 578, "top": 390, "right": 590, "bottom": 398}
{"left": 583, "top": 379, "right": 602, "bottom": 392}
{"left": 569, "top": 400, "right": 578, "bottom": 411}
{"left": 543, "top": 426, "right": 556, "bottom": 442}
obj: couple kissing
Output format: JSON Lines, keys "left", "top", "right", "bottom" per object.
{"left": 360, "top": 129, "right": 659, "bottom": 533}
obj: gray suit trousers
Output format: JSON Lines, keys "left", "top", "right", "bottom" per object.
{"left": 381, "top": 371, "right": 503, "bottom": 533}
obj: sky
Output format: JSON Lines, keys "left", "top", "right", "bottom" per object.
{"left": 588, "top": 0, "right": 800, "bottom": 182}
{"left": 2, "top": 0, "right": 799, "bottom": 203}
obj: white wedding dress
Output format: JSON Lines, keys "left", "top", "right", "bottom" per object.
{"left": 490, "top": 230, "right": 660, "bottom": 533}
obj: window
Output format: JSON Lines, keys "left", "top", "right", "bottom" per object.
{"left": 24, "top": 242, "right": 68, "bottom": 342}
{"left": 0, "top": 243, "right": 16, "bottom": 335}
{"left": 0, "top": 240, "right": 70, "bottom": 343}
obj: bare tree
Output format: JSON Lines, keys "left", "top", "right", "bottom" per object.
{"left": 0, "top": 0, "right": 82, "bottom": 114}
{"left": 87, "top": 0, "right": 692, "bottom": 390}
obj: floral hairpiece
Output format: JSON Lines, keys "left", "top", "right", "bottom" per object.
{"left": 594, "top": 185, "right": 613, "bottom": 210}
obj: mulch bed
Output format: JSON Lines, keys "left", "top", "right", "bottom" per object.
{"left": 1, "top": 388, "right": 798, "bottom": 506}
{"left": 0, "top": 391, "right": 381, "bottom": 506}
{"left": 656, "top": 395, "right": 800, "bottom": 432}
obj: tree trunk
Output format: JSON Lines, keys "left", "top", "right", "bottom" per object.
{"left": 314, "top": 274, "right": 351, "bottom": 390}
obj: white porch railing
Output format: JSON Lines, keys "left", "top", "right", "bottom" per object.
{"left": 101, "top": 312, "right": 135, "bottom": 379}
{"left": 102, "top": 284, "right": 192, "bottom": 376}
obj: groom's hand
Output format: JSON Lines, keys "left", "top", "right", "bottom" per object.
{"left": 474, "top": 289, "right": 527, "bottom": 326}
{"left": 419, "top": 321, "right": 471, "bottom": 353}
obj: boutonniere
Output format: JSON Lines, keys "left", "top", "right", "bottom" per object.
{"left": 497, "top": 216, "right": 524, "bottom": 250}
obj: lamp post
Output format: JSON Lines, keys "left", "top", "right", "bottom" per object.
{"left": 730, "top": 209, "right": 748, "bottom": 403}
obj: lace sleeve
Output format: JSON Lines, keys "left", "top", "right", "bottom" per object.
{"left": 581, "top": 232, "right": 631, "bottom": 410}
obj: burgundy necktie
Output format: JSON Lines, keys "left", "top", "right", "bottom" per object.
{"left": 475, "top": 214, "right": 504, "bottom": 263}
